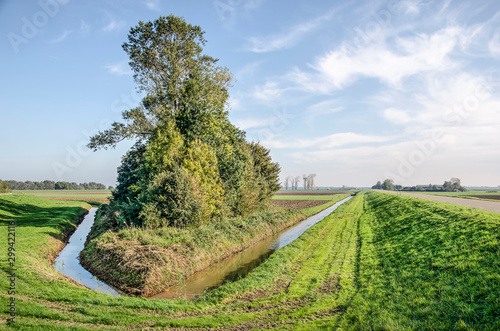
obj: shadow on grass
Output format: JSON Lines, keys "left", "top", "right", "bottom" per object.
{"left": 0, "top": 198, "right": 88, "bottom": 241}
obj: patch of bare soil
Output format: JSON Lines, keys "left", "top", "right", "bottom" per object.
{"left": 469, "top": 195, "right": 500, "bottom": 200}
{"left": 275, "top": 192, "right": 343, "bottom": 196}
{"left": 271, "top": 199, "right": 330, "bottom": 210}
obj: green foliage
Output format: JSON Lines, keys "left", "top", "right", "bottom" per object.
{"left": 140, "top": 166, "right": 203, "bottom": 228}
{"left": 89, "top": 15, "right": 280, "bottom": 228}
{"left": 0, "top": 179, "right": 11, "bottom": 193}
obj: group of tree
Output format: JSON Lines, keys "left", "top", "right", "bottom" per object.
{"left": 372, "top": 177, "right": 466, "bottom": 192}
{"left": 283, "top": 176, "right": 301, "bottom": 190}
{"left": 282, "top": 174, "right": 317, "bottom": 190}
{"left": 4, "top": 180, "right": 108, "bottom": 190}
{"left": 0, "top": 180, "right": 11, "bottom": 193}
{"left": 88, "top": 15, "right": 280, "bottom": 229}
{"left": 371, "top": 179, "right": 398, "bottom": 191}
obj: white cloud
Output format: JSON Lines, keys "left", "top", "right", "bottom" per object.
{"left": 383, "top": 108, "right": 412, "bottom": 124}
{"left": 104, "top": 61, "right": 131, "bottom": 76}
{"left": 143, "top": 0, "right": 160, "bottom": 10}
{"left": 307, "top": 100, "right": 343, "bottom": 115}
{"left": 262, "top": 132, "right": 392, "bottom": 149}
{"left": 103, "top": 18, "right": 125, "bottom": 32}
{"left": 235, "top": 117, "right": 271, "bottom": 130}
{"left": 253, "top": 81, "right": 286, "bottom": 102}
{"left": 305, "top": 99, "right": 343, "bottom": 127}
{"left": 51, "top": 30, "right": 72, "bottom": 43}
{"left": 246, "top": 5, "right": 345, "bottom": 53}
{"left": 291, "top": 26, "right": 462, "bottom": 92}
{"left": 489, "top": 32, "right": 500, "bottom": 57}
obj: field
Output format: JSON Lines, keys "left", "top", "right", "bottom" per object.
{"left": 11, "top": 190, "right": 111, "bottom": 205}
{"left": 270, "top": 199, "right": 331, "bottom": 210}
{"left": 1, "top": 191, "right": 499, "bottom": 329}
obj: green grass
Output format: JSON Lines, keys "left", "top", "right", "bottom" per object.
{"left": 1, "top": 192, "right": 499, "bottom": 329}
{"left": 10, "top": 190, "right": 111, "bottom": 206}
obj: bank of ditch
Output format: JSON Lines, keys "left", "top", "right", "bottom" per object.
{"left": 79, "top": 194, "right": 350, "bottom": 297}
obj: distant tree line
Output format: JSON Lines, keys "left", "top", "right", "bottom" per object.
{"left": 5, "top": 180, "right": 108, "bottom": 190}
{"left": 0, "top": 179, "right": 11, "bottom": 193}
{"left": 283, "top": 174, "right": 317, "bottom": 190}
{"left": 372, "top": 177, "right": 466, "bottom": 192}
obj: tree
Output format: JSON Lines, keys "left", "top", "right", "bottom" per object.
{"left": 382, "top": 179, "right": 394, "bottom": 191}
{"left": 89, "top": 15, "right": 280, "bottom": 228}
{"left": 294, "top": 176, "right": 301, "bottom": 190}
{"left": 88, "top": 15, "right": 232, "bottom": 151}
{"left": 372, "top": 181, "right": 382, "bottom": 189}
{"left": 443, "top": 177, "right": 465, "bottom": 192}
{"left": 0, "top": 180, "right": 11, "bottom": 193}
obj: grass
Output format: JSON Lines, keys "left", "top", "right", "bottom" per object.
{"left": 1, "top": 191, "right": 499, "bottom": 329}
{"left": 11, "top": 190, "right": 111, "bottom": 206}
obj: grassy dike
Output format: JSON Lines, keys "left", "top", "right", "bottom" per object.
{"left": 79, "top": 194, "right": 350, "bottom": 297}
{"left": 2, "top": 191, "right": 500, "bottom": 329}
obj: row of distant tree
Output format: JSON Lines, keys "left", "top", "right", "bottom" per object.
{"left": 372, "top": 178, "right": 466, "bottom": 192}
{"left": 3, "top": 180, "right": 110, "bottom": 191}
{"left": 283, "top": 174, "right": 317, "bottom": 190}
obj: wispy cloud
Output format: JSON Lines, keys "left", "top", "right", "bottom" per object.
{"left": 234, "top": 60, "right": 264, "bottom": 81}
{"left": 80, "top": 19, "right": 90, "bottom": 33}
{"left": 51, "top": 30, "right": 72, "bottom": 43}
{"left": 253, "top": 81, "right": 287, "bottom": 102}
{"left": 235, "top": 117, "right": 271, "bottom": 130}
{"left": 143, "top": 0, "right": 160, "bottom": 11}
{"left": 104, "top": 61, "right": 131, "bottom": 76}
{"left": 262, "top": 132, "right": 392, "bottom": 149}
{"left": 289, "top": 26, "right": 463, "bottom": 93}
{"left": 305, "top": 99, "right": 343, "bottom": 127}
{"left": 246, "top": 5, "right": 347, "bottom": 53}
{"left": 103, "top": 18, "right": 125, "bottom": 32}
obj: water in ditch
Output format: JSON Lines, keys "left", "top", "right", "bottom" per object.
{"left": 150, "top": 196, "right": 352, "bottom": 299}
{"left": 53, "top": 208, "right": 122, "bottom": 296}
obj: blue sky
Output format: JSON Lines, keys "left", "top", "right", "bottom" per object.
{"left": 1, "top": 0, "right": 500, "bottom": 187}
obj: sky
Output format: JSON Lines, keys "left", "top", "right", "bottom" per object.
{"left": 1, "top": 0, "right": 500, "bottom": 188}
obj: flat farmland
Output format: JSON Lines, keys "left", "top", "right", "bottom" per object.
{"left": 413, "top": 190, "right": 500, "bottom": 202}
{"left": 273, "top": 193, "right": 351, "bottom": 201}
{"left": 275, "top": 190, "right": 348, "bottom": 196}
{"left": 12, "top": 190, "right": 111, "bottom": 205}
{"left": 271, "top": 199, "right": 331, "bottom": 210}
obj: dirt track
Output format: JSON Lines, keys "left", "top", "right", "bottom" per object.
{"left": 390, "top": 192, "right": 500, "bottom": 213}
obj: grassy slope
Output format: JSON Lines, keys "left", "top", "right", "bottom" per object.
{"left": 80, "top": 194, "right": 350, "bottom": 296}
{"left": 1, "top": 192, "right": 499, "bottom": 329}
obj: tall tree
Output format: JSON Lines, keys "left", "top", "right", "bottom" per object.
{"left": 88, "top": 15, "right": 232, "bottom": 151}
{"left": 88, "top": 15, "right": 280, "bottom": 228}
